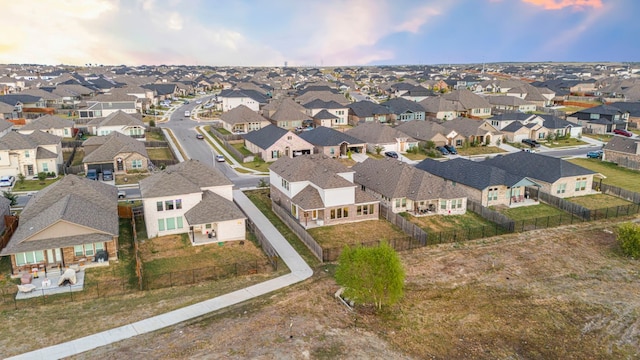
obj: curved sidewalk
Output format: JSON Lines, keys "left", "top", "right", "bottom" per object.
{"left": 9, "top": 191, "right": 313, "bottom": 360}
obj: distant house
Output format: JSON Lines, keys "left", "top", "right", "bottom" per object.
{"left": 418, "top": 96, "right": 462, "bottom": 120}
{"left": 218, "top": 104, "right": 271, "bottom": 134}
{"left": 139, "top": 160, "right": 246, "bottom": 243}
{"left": 488, "top": 113, "right": 548, "bottom": 143}
{"left": 353, "top": 158, "right": 468, "bottom": 216}
{"left": 567, "top": 104, "right": 629, "bottom": 134}
{"left": 78, "top": 92, "right": 138, "bottom": 119}
{"left": 86, "top": 110, "right": 146, "bottom": 139}
{"left": 394, "top": 119, "right": 449, "bottom": 146}
{"left": 302, "top": 99, "right": 349, "bottom": 127}
{"left": 218, "top": 89, "right": 269, "bottom": 112}
{"left": 347, "top": 100, "right": 394, "bottom": 125}
{"left": 82, "top": 131, "right": 149, "bottom": 175}
{"left": 484, "top": 152, "right": 600, "bottom": 198}
{"left": 602, "top": 136, "right": 640, "bottom": 169}
{"left": 602, "top": 101, "right": 640, "bottom": 126}
{"left": 442, "top": 89, "right": 492, "bottom": 118}
{"left": 380, "top": 97, "right": 427, "bottom": 123}
{"left": 243, "top": 124, "right": 314, "bottom": 162}
{"left": 345, "top": 122, "right": 418, "bottom": 154}
{"left": 17, "top": 114, "right": 75, "bottom": 138}
{"left": 0, "top": 175, "right": 119, "bottom": 275}
{"left": 263, "top": 98, "right": 312, "bottom": 130}
{"left": 269, "top": 154, "right": 379, "bottom": 228}
{"left": 297, "top": 126, "right": 366, "bottom": 158}
{"left": 440, "top": 117, "right": 502, "bottom": 147}
{"left": 486, "top": 95, "right": 537, "bottom": 113}
{"left": 0, "top": 130, "right": 63, "bottom": 178}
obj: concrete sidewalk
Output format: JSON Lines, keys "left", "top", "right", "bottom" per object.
{"left": 9, "top": 191, "right": 312, "bottom": 360}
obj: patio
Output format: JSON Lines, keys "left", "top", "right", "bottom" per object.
{"left": 15, "top": 268, "right": 86, "bottom": 300}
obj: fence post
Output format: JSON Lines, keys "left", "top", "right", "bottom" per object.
{"left": 170, "top": 272, "right": 173, "bottom": 288}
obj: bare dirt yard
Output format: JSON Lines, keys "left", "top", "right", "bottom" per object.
{"left": 66, "top": 219, "right": 640, "bottom": 360}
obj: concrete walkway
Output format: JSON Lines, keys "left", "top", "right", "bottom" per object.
{"left": 9, "top": 191, "right": 313, "bottom": 360}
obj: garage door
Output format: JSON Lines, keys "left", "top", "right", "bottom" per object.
{"left": 87, "top": 163, "right": 114, "bottom": 173}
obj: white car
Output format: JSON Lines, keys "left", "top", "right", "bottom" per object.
{"left": 216, "top": 155, "right": 225, "bottom": 162}
{"left": 196, "top": 100, "right": 202, "bottom": 104}
{"left": 0, "top": 175, "right": 15, "bottom": 187}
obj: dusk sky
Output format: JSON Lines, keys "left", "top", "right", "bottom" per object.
{"left": 0, "top": 0, "right": 637, "bottom": 67}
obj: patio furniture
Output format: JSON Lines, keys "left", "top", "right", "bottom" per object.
{"left": 17, "top": 284, "right": 36, "bottom": 293}
{"left": 42, "top": 278, "right": 51, "bottom": 288}
{"left": 21, "top": 273, "right": 32, "bottom": 285}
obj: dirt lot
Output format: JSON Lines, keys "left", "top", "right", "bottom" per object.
{"left": 66, "top": 219, "right": 640, "bottom": 360}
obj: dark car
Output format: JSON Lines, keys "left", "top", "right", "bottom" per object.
{"left": 102, "top": 169, "right": 113, "bottom": 181}
{"left": 384, "top": 151, "right": 399, "bottom": 159}
{"left": 444, "top": 144, "right": 457, "bottom": 155}
{"left": 522, "top": 138, "right": 541, "bottom": 148}
{"left": 86, "top": 169, "right": 98, "bottom": 181}
{"left": 435, "top": 146, "right": 450, "bottom": 155}
{"left": 586, "top": 150, "right": 603, "bottom": 159}
{"left": 196, "top": 133, "right": 204, "bottom": 140}
{"left": 613, "top": 129, "right": 633, "bottom": 137}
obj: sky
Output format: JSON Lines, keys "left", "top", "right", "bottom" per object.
{"left": 0, "top": 0, "right": 638, "bottom": 67}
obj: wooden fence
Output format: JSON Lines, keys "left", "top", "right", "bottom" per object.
{"left": 527, "top": 187, "right": 591, "bottom": 220}
{"left": 270, "top": 201, "right": 324, "bottom": 261}
{"left": 246, "top": 218, "right": 279, "bottom": 270}
{"left": 0, "top": 215, "right": 18, "bottom": 251}
{"left": 379, "top": 204, "right": 428, "bottom": 244}
{"left": 597, "top": 182, "right": 640, "bottom": 204}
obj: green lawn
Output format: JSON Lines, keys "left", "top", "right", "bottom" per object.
{"left": 12, "top": 177, "right": 61, "bottom": 191}
{"left": 147, "top": 148, "right": 174, "bottom": 160}
{"left": 457, "top": 146, "right": 506, "bottom": 156}
{"left": 307, "top": 220, "right": 407, "bottom": 249}
{"left": 569, "top": 158, "right": 640, "bottom": 192}
{"left": 146, "top": 130, "right": 166, "bottom": 141}
{"left": 232, "top": 143, "right": 253, "bottom": 156}
{"left": 567, "top": 194, "right": 633, "bottom": 209}
{"left": 403, "top": 211, "right": 496, "bottom": 233}
{"left": 497, "top": 203, "right": 568, "bottom": 220}
{"left": 582, "top": 133, "right": 613, "bottom": 142}
{"left": 543, "top": 138, "right": 589, "bottom": 148}
{"left": 242, "top": 159, "right": 271, "bottom": 172}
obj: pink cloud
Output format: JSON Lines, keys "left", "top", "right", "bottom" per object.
{"left": 522, "top": 0, "right": 603, "bottom": 10}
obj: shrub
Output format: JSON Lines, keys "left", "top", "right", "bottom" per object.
{"left": 617, "top": 222, "right": 640, "bottom": 259}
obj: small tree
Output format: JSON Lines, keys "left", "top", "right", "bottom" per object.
{"left": 149, "top": 119, "right": 156, "bottom": 127}
{"left": 374, "top": 146, "right": 384, "bottom": 155}
{"left": 547, "top": 132, "right": 556, "bottom": 142}
{"left": 424, "top": 140, "right": 436, "bottom": 150}
{"left": 2, "top": 190, "right": 17, "bottom": 206}
{"left": 37, "top": 172, "right": 47, "bottom": 184}
{"left": 335, "top": 242, "right": 405, "bottom": 310}
{"left": 617, "top": 222, "right": 640, "bottom": 259}
{"left": 258, "top": 178, "right": 268, "bottom": 188}
{"left": 18, "top": 173, "right": 25, "bottom": 185}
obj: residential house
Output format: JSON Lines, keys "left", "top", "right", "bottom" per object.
{"left": 418, "top": 96, "right": 463, "bottom": 120}
{"left": 380, "top": 97, "right": 427, "bottom": 123}
{"left": 483, "top": 152, "right": 599, "bottom": 198}
{"left": 78, "top": 92, "right": 138, "bottom": 119}
{"left": 606, "top": 102, "right": 640, "bottom": 126}
{"left": 243, "top": 124, "right": 314, "bottom": 162}
{"left": 0, "top": 130, "right": 63, "bottom": 178}
{"left": 0, "top": 175, "right": 119, "bottom": 275}
{"left": 0, "top": 119, "right": 14, "bottom": 138}
{"left": 263, "top": 98, "right": 312, "bottom": 130}
{"left": 345, "top": 122, "right": 418, "bottom": 153}
{"left": 567, "top": 104, "right": 630, "bottom": 134}
{"left": 540, "top": 114, "right": 582, "bottom": 139}
{"left": 142, "top": 83, "right": 179, "bottom": 104}
{"left": 442, "top": 89, "right": 492, "bottom": 118}
{"left": 415, "top": 158, "right": 541, "bottom": 207}
{"left": 302, "top": 99, "right": 349, "bottom": 127}
{"left": 297, "top": 126, "right": 366, "bottom": 158}
{"left": 602, "top": 136, "right": 640, "bottom": 169}
{"left": 296, "top": 90, "right": 350, "bottom": 106}
{"left": 218, "top": 89, "right": 269, "bottom": 112}
{"left": 486, "top": 95, "right": 537, "bottom": 113}
{"left": 396, "top": 84, "right": 435, "bottom": 102}
{"left": 440, "top": 117, "right": 503, "bottom": 147}
{"left": 269, "top": 154, "right": 379, "bottom": 228}
{"left": 218, "top": 104, "right": 271, "bottom": 134}
{"left": 488, "top": 113, "right": 548, "bottom": 143}
{"left": 17, "top": 114, "right": 75, "bottom": 138}
{"left": 347, "top": 100, "right": 394, "bottom": 125}
{"left": 82, "top": 131, "right": 149, "bottom": 174}
{"left": 139, "top": 160, "right": 246, "bottom": 243}
{"left": 86, "top": 110, "right": 146, "bottom": 139}
{"left": 353, "top": 158, "right": 468, "bottom": 216}
{"left": 394, "top": 119, "right": 449, "bottom": 147}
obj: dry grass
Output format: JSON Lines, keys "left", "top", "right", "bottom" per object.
{"left": 146, "top": 147, "right": 174, "bottom": 161}
{"left": 404, "top": 212, "right": 496, "bottom": 233}
{"left": 568, "top": 193, "right": 633, "bottom": 209}
{"left": 307, "top": 220, "right": 406, "bottom": 249}
{"left": 115, "top": 173, "right": 151, "bottom": 185}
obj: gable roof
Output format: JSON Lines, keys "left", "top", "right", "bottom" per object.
{"left": 302, "top": 99, "right": 347, "bottom": 110}
{"left": 603, "top": 135, "right": 640, "bottom": 154}
{"left": 270, "top": 154, "right": 353, "bottom": 188}
{"left": 219, "top": 104, "right": 269, "bottom": 125}
{"left": 394, "top": 119, "right": 446, "bottom": 141}
{"left": 184, "top": 190, "right": 246, "bottom": 225}
{"left": 347, "top": 101, "right": 391, "bottom": 117}
{"left": 87, "top": 110, "right": 145, "bottom": 127}
{"left": 0, "top": 175, "right": 118, "bottom": 254}
{"left": 345, "top": 122, "right": 415, "bottom": 144}
{"left": 483, "top": 152, "right": 595, "bottom": 183}
{"left": 0, "top": 130, "right": 60, "bottom": 150}
{"left": 83, "top": 131, "right": 148, "bottom": 162}
{"left": 0, "top": 94, "right": 42, "bottom": 106}
{"left": 418, "top": 96, "right": 464, "bottom": 113}
{"left": 440, "top": 117, "right": 500, "bottom": 136}
{"left": 269, "top": 98, "right": 311, "bottom": 122}
{"left": 415, "top": 158, "right": 528, "bottom": 190}
{"left": 443, "top": 89, "right": 491, "bottom": 110}
{"left": 243, "top": 124, "right": 291, "bottom": 149}
{"left": 298, "top": 126, "right": 365, "bottom": 146}
{"left": 380, "top": 97, "right": 426, "bottom": 115}
{"left": 21, "top": 114, "right": 74, "bottom": 131}
{"left": 353, "top": 158, "right": 467, "bottom": 200}
{"left": 219, "top": 89, "right": 268, "bottom": 103}
{"left": 538, "top": 114, "right": 576, "bottom": 129}
{"left": 139, "top": 159, "right": 232, "bottom": 198}
{"left": 571, "top": 104, "right": 628, "bottom": 116}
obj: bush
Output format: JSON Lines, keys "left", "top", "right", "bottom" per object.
{"left": 617, "top": 222, "right": 640, "bottom": 259}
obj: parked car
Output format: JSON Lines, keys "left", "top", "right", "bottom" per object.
{"left": 444, "top": 144, "right": 457, "bottom": 155}
{"left": 86, "top": 169, "right": 98, "bottom": 181}
{"left": 102, "top": 169, "right": 113, "bottom": 181}
{"left": 384, "top": 151, "right": 399, "bottom": 159}
{"left": 216, "top": 155, "right": 225, "bottom": 162}
{"left": 613, "top": 129, "right": 633, "bottom": 137}
{"left": 522, "top": 138, "right": 541, "bottom": 148}
{"left": 435, "top": 146, "right": 450, "bottom": 155}
{"left": 196, "top": 133, "right": 204, "bottom": 140}
{"left": 0, "top": 175, "right": 15, "bottom": 187}
{"left": 587, "top": 150, "right": 603, "bottom": 159}
{"left": 183, "top": 100, "right": 190, "bottom": 105}
{"left": 117, "top": 190, "right": 127, "bottom": 199}
{"left": 522, "top": 148, "right": 536, "bottom": 153}
{"left": 184, "top": 110, "right": 191, "bottom": 117}
{"left": 196, "top": 100, "right": 202, "bottom": 104}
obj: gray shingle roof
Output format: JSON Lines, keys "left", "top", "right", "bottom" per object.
{"left": 139, "top": 159, "right": 232, "bottom": 198}
{"left": 298, "top": 126, "right": 365, "bottom": 146}
{"left": 345, "top": 122, "right": 415, "bottom": 144}
{"left": 243, "top": 124, "right": 290, "bottom": 149}
{"left": 219, "top": 104, "right": 269, "bottom": 125}
{"left": 603, "top": 136, "right": 639, "bottom": 154}
{"left": 0, "top": 130, "right": 60, "bottom": 150}
{"left": 415, "top": 158, "right": 528, "bottom": 190}
{"left": 184, "top": 190, "right": 245, "bottom": 225}
{"left": 270, "top": 154, "right": 354, "bottom": 189}
{"left": 21, "top": 114, "right": 74, "bottom": 131}
{"left": 87, "top": 110, "right": 145, "bottom": 127}
{"left": 380, "top": 97, "right": 426, "bottom": 115}
{"left": 483, "top": 152, "right": 595, "bottom": 183}
{"left": 347, "top": 101, "right": 391, "bottom": 117}
{"left": 394, "top": 119, "right": 446, "bottom": 141}
{"left": 0, "top": 175, "right": 118, "bottom": 255}
{"left": 83, "top": 131, "right": 148, "bottom": 163}
{"left": 270, "top": 98, "right": 311, "bottom": 122}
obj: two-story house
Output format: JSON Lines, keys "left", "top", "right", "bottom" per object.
{"left": 17, "top": 114, "right": 75, "bottom": 138}
{"left": 218, "top": 89, "right": 269, "bottom": 112}
{"left": 140, "top": 160, "right": 246, "bottom": 243}
{"left": 218, "top": 104, "right": 271, "bottom": 134}
{"left": 0, "top": 130, "right": 63, "bottom": 178}
{"left": 380, "top": 97, "right": 427, "bottom": 123}
{"left": 86, "top": 110, "right": 146, "bottom": 139}
{"left": 302, "top": 99, "right": 350, "bottom": 128}
{"left": 269, "top": 154, "right": 379, "bottom": 228}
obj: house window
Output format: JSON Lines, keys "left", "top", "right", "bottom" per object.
{"left": 166, "top": 218, "right": 176, "bottom": 230}
{"left": 343, "top": 207, "right": 349, "bottom": 217}
{"left": 177, "top": 217, "right": 183, "bottom": 229}
{"left": 175, "top": 199, "right": 182, "bottom": 209}
{"left": 158, "top": 219, "right": 165, "bottom": 231}
{"left": 369, "top": 204, "right": 374, "bottom": 214}
{"left": 132, "top": 159, "right": 143, "bottom": 169}
{"left": 440, "top": 200, "right": 447, "bottom": 210}
{"left": 281, "top": 178, "right": 289, "bottom": 190}
{"left": 589, "top": 113, "right": 600, "bottom": 120}
{"left": 457, "top": 199, "right": 463, "bottom": 208}
{"left": 15, "top": 251, "right": 45, "bottom": 266}
{"left": 157, "top": 201, "right": 163, "bottom": 211}
{"left": 357, "top": 206, "right": 362, "bottom": 216}
{"left": 291, "top": 204, "right": 298, "bottom": 218}
{"left": 487, "top": 188, "right": 498, "bottom": 201}
{"left": 330, "top": 209, "right": 336, "bottom": 219}
{"left": 64, "top": 129, "right": 69, "bottom": 136}
{"left": 456, "top": 139, "right": 463, "bottom": 147}
{"left": 557, "top": 183, "right": 566, "bottom": 194}
{"left": 287, "top": 135, "right": 292, "bottom": 140}
{"left": 165, "top": 200, "right": 174, "bottom": 210}
{"left": 575, "top": 177, "right": 587, "bottom": 191}
{"left": 43, "top": 163, "right": 48, "bottom": 172}
{"left": 74, "top": 244, "right": 96, "bottom": 257}
{"left": 272, "top": 150, "right": 279, "bottom": 159}
{"left": 24, "top": 151, "right": 29, "bottom": 158}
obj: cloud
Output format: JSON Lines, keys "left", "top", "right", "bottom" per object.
{"left": 167, "top": 12, "right": 183, "bottom": 30}
{"left": 522, "top": 0, "right": 603, "bottom": 10}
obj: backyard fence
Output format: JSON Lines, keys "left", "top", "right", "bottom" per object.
{"left": 597, "top": 182, "right": 640, "bottom": 204}
{"left": 271, "top": 201, "right": 324, "bottom": 261}
{"left": 207, "top": 128, "right": 255, "bottom": 163}
{"left": 246, "top": 218, "right": 279, "bottom": 270}
{"left": 379, "top": 204, "right": 428, "bottom": 245}
{"left": 527, "top": 187, "right": 591, "bottom": 220}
